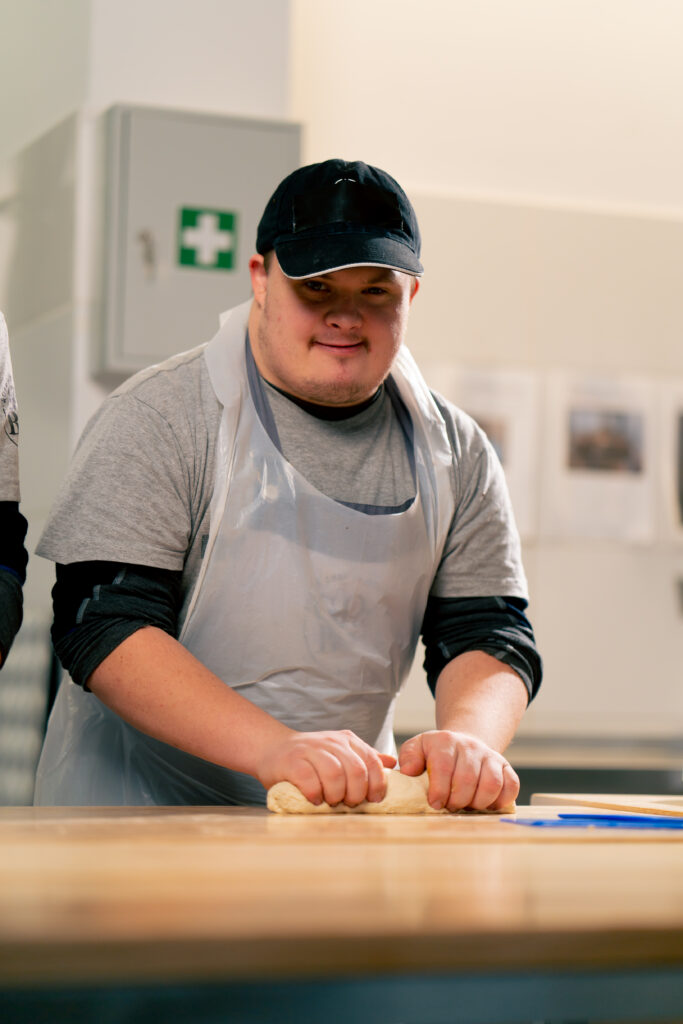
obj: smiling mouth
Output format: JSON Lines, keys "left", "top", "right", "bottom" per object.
{"left": 312, "top": 338, "right": 367, "bottom": 352}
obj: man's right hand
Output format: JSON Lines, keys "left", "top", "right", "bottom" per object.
{"left": 259, "top": 729, "right": 396, "bottom": 807}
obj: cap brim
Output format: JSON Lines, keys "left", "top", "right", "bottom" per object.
{"left": 275, "top": 234, "right": 423, "bottom": 279}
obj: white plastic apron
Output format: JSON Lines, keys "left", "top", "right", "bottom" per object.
{"left": 34, "top": 301, "right": 454, "bottom": 806}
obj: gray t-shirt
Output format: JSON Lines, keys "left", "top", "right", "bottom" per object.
{"left": 37, "top": 335, "right": 527, "bottom": 623}
{"left": 0, "top": 312, "right": 20, "bottom": 502}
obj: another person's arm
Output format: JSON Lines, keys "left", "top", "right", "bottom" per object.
{"left": 0, "top": 502, "right": 28, "bottom": 665}
{"left": 0, "top": 313, "right": 28, "bottom": 665}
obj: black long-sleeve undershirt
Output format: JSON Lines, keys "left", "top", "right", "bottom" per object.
{"left": 51, "top": 561, "right": 542, "bottom": 701}
{"left": 51, "top": 562, "right": 182, "bottom": 688}
{"left": 0, "top": 501, "right": 28, "bottom": 663}
{"left": 421, "top": 594, "right": 541, "bottom": 700}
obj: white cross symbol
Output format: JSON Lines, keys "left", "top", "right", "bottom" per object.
{"left": 182, "top": 212, "right": 233, "bottom": 265}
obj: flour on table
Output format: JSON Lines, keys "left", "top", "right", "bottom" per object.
{"left": 267, "top": 768, "right": 515, "bottom": 815}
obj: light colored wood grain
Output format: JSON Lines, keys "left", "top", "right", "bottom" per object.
{"left": 1, "top": 805, "right": 682, "bottom": 986}
{"left": 531, "top": 793, "right": 683, "bottom": 816}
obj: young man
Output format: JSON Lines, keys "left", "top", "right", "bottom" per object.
{"left": 34, "top": 159, "right": 540, "bottom": 808}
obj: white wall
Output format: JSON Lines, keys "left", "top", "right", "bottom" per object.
{"left": 0, "top": 0, "right": 91, "bottom": 164}
{"left": 0, "top": 0, "right": 290, "bottom": 164}
{"left": 86, "top": 0, "right": 290, "bottom": 123}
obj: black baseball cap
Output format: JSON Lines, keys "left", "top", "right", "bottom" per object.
{"left": 256, "top": 159, "right": 423, "bottom": 279}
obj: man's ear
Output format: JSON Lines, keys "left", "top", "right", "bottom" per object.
{"left": 409, "top": 277, "right": 420, "bottom": 303}
{"left": 249, "top": 254, "right": 268, "bottom": 306}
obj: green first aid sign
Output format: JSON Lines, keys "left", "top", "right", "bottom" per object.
{"left": 178, "top": 207, "right": 237, "bottom": 270}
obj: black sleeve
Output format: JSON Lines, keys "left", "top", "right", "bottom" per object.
{"left": 0, "top": 501, "right": 28, "bottom": 664}
{"left": 51, "top": 561, "right": 183, "bottom": 688}
{"left": 0, "top": 501, "right": 28, "bottom": 582}
{"left": 420, "top": 595, "right": 542, "bottom": 703}
{"left": 0, "top": 569, "right": 23, "bottom": 664}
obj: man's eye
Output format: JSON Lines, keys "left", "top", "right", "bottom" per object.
{"left": 364, "top": 287, "right": 387, "bottom": 296}
{"left": 303, "top": 280, "right": 328, "bottom": 293}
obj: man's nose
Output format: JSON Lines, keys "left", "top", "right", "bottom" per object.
{"left": 324, "top": 297, "right": 362, "bottom": 330}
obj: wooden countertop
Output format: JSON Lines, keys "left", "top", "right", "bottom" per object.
{"left": 1, "top": 804, "right": 683, "bottom": 988}
{"left": 532, "top": 792, "right": 683, "bottom": 815}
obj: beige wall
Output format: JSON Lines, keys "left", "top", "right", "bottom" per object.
{"left": 290, "top": 0, "right": 683, "bottom": 215}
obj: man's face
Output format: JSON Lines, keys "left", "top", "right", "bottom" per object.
{"left": 248, "top": 254, "right": 419, "bottom": 407}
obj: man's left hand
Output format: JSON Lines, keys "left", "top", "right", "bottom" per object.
{"left": 398, "top": 730, "right": 519, "bottom": 811}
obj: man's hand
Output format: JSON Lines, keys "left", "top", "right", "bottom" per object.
{"left": 259, "top": 729, "right": 396, "bottom": 808}
{"left": 398, "top": 730, "right": 519, "bottom": 811}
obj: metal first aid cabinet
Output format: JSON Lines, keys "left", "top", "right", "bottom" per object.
{"left": 96, "top": 104, "right": 301, "bottom": 376}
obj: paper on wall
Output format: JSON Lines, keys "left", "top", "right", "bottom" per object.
{"left": 539, "top": 372, "right": 657, "bottom": 542}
